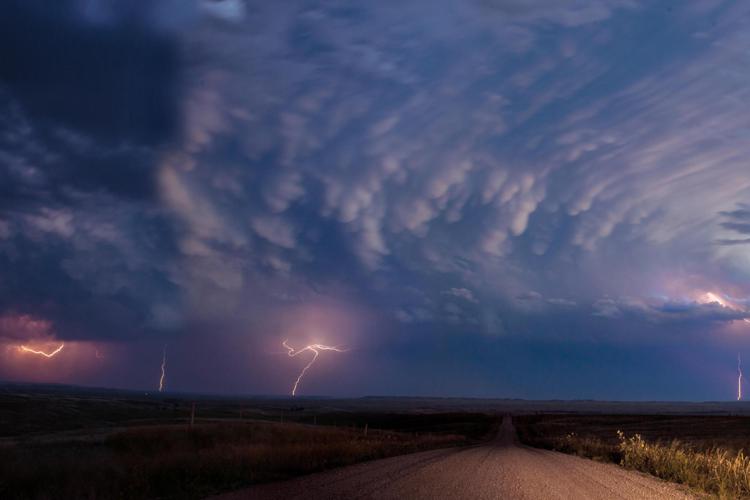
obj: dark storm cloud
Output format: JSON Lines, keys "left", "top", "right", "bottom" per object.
{"left": 0, "top": 0, "right": 182, "bottom": 146}
{"left": 0, "top": 0, "right": 190, "bottom": 202}
{"left": 0, "top": 195, "right": 182, "bottom": 340}
{"left": 3, "top": 0, "right": 750, "bottom": 398}
{"left": 717, "top": 204, "right": 750, "bottom": 245}
{"left": 592, "top": 297, "right": 750, "bottom": 324}
{"left": 716, "top": 238, "right": 750, "bottom": 246}
{"left": 0, "top": 0, "right": 187, "bottom": 342}
{"left": 0, "top": 96, "right": 157, "bottom": 203}
{"left": 151, "top": 0, "right": 750, "bottom": 346}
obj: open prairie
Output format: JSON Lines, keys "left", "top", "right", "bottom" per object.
{"left": 515, "top": 413, "right": 750, "bottom": 454}
{"left": 0, "top": 384, "right": 497, "bottom": 499}
{"left": 3, "top": 384, "right": 750, "bottom": 499}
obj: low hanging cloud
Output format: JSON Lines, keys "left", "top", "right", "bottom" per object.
{"left": 0, "top": 313, "right": 53, "bottom": 341}
{"left": 717, "top": 203, "right": 750, "bottom": 245}
{"left": 592, "top": 297, "right": 750, "bottom": 325}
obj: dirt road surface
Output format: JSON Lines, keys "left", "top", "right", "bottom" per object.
{"left": 213, "top": 417, "right": 694, "bottom": 499}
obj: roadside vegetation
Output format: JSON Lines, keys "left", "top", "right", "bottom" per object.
{"left": 515, "top": 414, "right": 750, "bottom": 498}
{"left": 0, "top": 388, "right": 497, "bottom": 500}
{"left": 1, "top": 420, "right": 480, "bottom": 499}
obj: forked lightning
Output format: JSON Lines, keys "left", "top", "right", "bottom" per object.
{"left": 283, "top": 340, "right": 346, "bottom": 396}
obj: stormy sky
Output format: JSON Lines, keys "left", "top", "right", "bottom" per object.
{"left": 1, "top": 0, "right": 749, "bottom": 400}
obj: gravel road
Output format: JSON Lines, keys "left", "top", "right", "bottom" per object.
{"left": 213, "top": 417, "right": 695, "bottom": 499}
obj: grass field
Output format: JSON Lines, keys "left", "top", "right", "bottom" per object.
{"left": 0, "top": 387, "right": 497, "bottom": 499}
{"left": 8, "top": 384, "right": 750, "bottom": 499}
{"left": 515, "top": 414, "right": 750, "bottom": 498}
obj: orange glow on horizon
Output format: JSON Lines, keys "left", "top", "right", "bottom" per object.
{"left": 3, "top": 340, "right": 104, "bottom": 385}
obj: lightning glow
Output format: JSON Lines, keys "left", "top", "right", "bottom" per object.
{"left": 282, "top": 340, "right": 346, "bottom": 396}
{"left": 705, "top": 292, "right": 729, "bottom": 308}
{"left": 702, "top": 292, "right": 750, "bottom": 324}
{"left": 739, "top": 353, "right": 743, "bottom": 401}
{"left": 18, "top": 343, "right": 65, "bottom": 358}
{"left": 158, "top": 346, "right": 167, "bottom": 392}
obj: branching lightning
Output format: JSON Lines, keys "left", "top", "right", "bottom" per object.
{"left": 18, "top": 343, "right": 65, "bottom": 358}
{"left": 739, "top": 353, "right": 743, "bottom": 401}
{"left": 159, "top": 345, "right": 167, "bottom": 393}
{"left": 283, "top": 340, "right": 346, "bottom": 396}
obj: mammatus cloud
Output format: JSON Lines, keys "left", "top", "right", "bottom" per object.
{"left": 442, "top": 288, "right": 478, "bottom": 303}
{"left": 6, "top": 1, "right": 750, "bottom": 335}
{"left": 1, "top": 1, "right": 750, "bottom": 396}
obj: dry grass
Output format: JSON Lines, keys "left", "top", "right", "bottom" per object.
{"left": 0, "top": 388, "right": 497, "bottom": 499}
{"left": 619, "top": 432, "right": 750, "bottom": 498}
{"left": 0, "top": 420, "right": 476, "bottom": 500}
{"left": 515, "top": 414, "right": 750, "bottom": 499}
{"left": 526, "top": 431, "right": 622, "bottom": 462}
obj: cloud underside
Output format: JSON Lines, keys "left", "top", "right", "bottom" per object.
{"left": 0, "top": 0, "right": 749, "bottom": 346}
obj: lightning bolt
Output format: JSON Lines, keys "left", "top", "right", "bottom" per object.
{"left": 283, "top": 340, "right": 346, "bottom": 396}
{"left": 18, "top": 343, "right": 65, "bottom": 358}
{"left": 159, "top": 346, "right": 167, "bottom": 393}
{"left": 739, "top": 353, "right": 743, "bottom": 401}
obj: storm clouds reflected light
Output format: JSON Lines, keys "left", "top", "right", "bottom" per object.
{"left": 1, "top": 1, "right": 750, "bottom": 399}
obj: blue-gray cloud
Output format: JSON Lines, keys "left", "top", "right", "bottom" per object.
{"left": 717, "top": 204, "right": 750, "bottom": 245}
{"left": 2, "top": 0, "right": 750, "bottom": 397}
